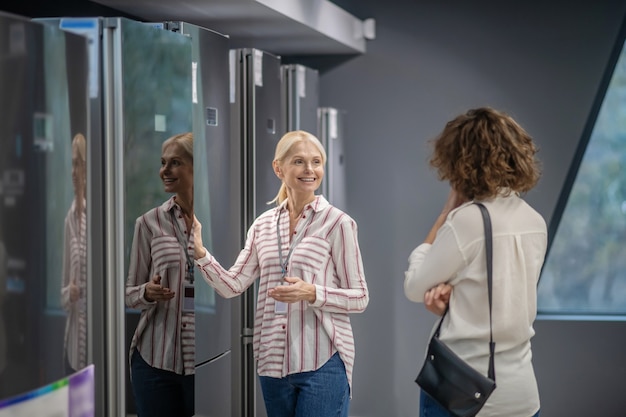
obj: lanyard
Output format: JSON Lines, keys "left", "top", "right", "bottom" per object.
{"left": 276, "top": 208, "right": 315, "bottom": 278}
{"left": 170, "top": 210, "right": 195, "bottom": 284}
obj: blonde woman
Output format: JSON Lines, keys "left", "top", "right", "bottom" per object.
{"left": 194, "top": 130, "right": 369, "bottom": 417}
{"left": 125, "top": 132, "right": 195, "bottom": 417}
{"left": 61, "top": 133, "right": 88, "bottom": 372}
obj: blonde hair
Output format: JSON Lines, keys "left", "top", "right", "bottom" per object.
{"left": 71, "top": 133, "right": 87, "bottom": 214}
{"left": 72, "top": 133, "right": 87, "bottom": 194}
{"left": 72, "top": 133, "right": 86, "bottom": 163}
{"left": 270, "top": 130, "right": 327, "bottom": 205}
{"left": 162, "top": 132, "right": 193, "bottom": 164}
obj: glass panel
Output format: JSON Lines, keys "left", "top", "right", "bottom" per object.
{"left": 538, "top": 40, "right": 626, "bottom": 315}
{"left": 121, "top": 22, "right": 193, "bottom": 259}
{"left": 118, "top": 19, "right": 192, "bottom": 416}
{"left": 0, "top": 15, "right": 89, "bottom": 399}
{"left": 43, "top": 30, "right": 74, "bottom": 312}
{"left": 193, "top": 80, "right": 216, "bottom": 311}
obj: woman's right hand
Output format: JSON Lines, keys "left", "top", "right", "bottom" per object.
{"left": 424, "top": 188, "right": 468, "bottom": 244}
{"left": 193, "top": 216, "right": 207, "bottom": 259}
{"left": 144, "top": 275, "right": 175, "bottom": 302}
{"left": 69, "top": 283, "right": 80, "bottom": 302}
{"left": 441, "top": 188, "right": 467, "bottom": 215}
{"left": 424, "top": 283, "right": 452, "bottom": 316}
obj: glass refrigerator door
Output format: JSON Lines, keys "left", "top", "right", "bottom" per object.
{"left": 0, "top": 12, "right": 89, "bottom": 399}
{"left": 167, "top": 21, "right": 236, "bottom": 417}
{"left": 102, "top": 17, "right": 193, "bottom": 416}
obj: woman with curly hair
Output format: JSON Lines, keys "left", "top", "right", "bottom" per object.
{"left": 404, "top": 107, "right": 546, "bottom": 417}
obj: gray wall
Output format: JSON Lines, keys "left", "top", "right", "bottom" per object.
{"left": 315, "top": 1, "right": 626, "bottom": 416}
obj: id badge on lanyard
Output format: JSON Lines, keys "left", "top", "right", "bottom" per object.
{"left": 172, "top": 211, "right": 195, "bottom": 313}
{"left": 182, "top": 263, "right": 195, "bottom": 313}
{"left": 274, "top": 208, "right": 314, "bottom": 314}
{"left": 182, "top": 283, "right": 195, "bottom": 313}
{"left": 274, "top": 282, "right": 288, "bottom": 314}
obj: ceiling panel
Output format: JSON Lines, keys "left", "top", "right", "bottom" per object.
{"left": 91, "top": 0, "right": 369, "bottom": 55}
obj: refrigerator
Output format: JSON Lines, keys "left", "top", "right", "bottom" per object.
{"left": 163, "top": 21, "right": 238, "bottom": 417}
{"left": 318, "top": 107, "right": 348, "bottom": 211}
{"left": 38, "top": 16, "right": 194, "bottom": 416}
{"left": 0, "top": 10, "right": 89, "bottom": 400}
{"left": 230, "top": 47, "right": 285, "bottom": 417}
{"left": 282, "top": 65, "right": 350, "bottom": 210}
{"left": 281, "top": 64, "right": 320, "bottom": 135}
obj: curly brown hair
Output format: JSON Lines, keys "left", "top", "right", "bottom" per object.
{"left": 429, "top": 107, "right": 541, "bottom": 200}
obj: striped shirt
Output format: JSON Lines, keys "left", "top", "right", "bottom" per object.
{"left": 125, "top": 196, "right": 195, "bottom": 375}
{"left": 196, "top": 195, "right": 369, "bottom": 391}
{"left": 61, "top": 199, "right": 88, "bottom": 371}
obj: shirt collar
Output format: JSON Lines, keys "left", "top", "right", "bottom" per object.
{"left": 277, "top": 194, "right": 330, "bottom": 214}
{"left": 497, "top": 187, "right": 518, "bottom": 197}
{"left": 162, "top": 195, "right": 178, "bottom": 213}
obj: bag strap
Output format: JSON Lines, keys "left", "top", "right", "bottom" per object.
{"left": 475, "top": 202, "right": 496, "bottom": 382}
{"left": 431, "top": 202, "right": 496, "bottom": 382}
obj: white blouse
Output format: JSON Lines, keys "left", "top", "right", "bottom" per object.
{"left": 405, "top": 194, "right": 547, "bottom": 417}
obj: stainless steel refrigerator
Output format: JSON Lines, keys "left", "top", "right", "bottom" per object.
{"left": 163, "top": 20, "right": 238, "bottom": 417}
{"left": 38, "top": 16, "right": 194, "bottom": 416}
{"left": 318, "top": 107, "right": 348, "bottom": 211}
{"left": 230, "top": 47, "right": 285, "bottom": 417}
{"left": 282, "top": 65, "right": 349, "bottom": 210}
{"left": 282, "top": 64, "right": 320, "bottom": 135}
{"left": 0, "top": 9, "right": 89, "bottom": 400}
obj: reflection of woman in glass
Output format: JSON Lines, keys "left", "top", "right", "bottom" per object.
{"left": 61, "top": 133, "right": 88, "bottom": 372}
{"left": 125, "top": 132, "right": 195, "bottom": 417}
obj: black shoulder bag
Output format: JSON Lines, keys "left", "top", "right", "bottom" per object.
{"left": 415, "top": 202, "right": 496, "bottom": 417}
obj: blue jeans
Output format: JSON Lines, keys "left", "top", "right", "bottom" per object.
{"left": 419, "top": 390, "right": 540, "bottom": 417}
{"left": 130, "top": 348, "right": 194, "bottom": 417}
{"left": 259, "top": 352, "right": 350, "bottom": 417}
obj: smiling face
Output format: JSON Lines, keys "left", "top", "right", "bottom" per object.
{"left": 274, "top": 139, "right": 324, "bottom": 201}
{"left": 160, "top": 142, "right": 193, "bottom": 196}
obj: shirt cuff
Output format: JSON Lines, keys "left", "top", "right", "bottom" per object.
{"left": 140, "top": 283, "right": 156, "bottom": 305}
{"left": 194, "top": 252, "right": 213, "bottom": 266}
{"left": 309, "top": 284, "right": 325, "bottom": 308}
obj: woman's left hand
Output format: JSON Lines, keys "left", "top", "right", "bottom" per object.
{"left": 268, "top": 277, "right": 316, "bottom": 303}
{"left": 424, "top": 283, "right": 452, "bottom": 316}
{"left": 193, "top": 216, "right": 207, "bottom": 259}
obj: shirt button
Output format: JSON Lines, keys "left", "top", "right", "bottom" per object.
{"left": 183, "top": 323, "right": 187, "bottom": 328}
{"left": 293, "top": 231, "right": 297, "bottom": 235}
{"left": 302, "top": 215, "right": 306, "bottom": 218}
{"left": 282, "top": 325, "right": 286, "bottom": 330}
